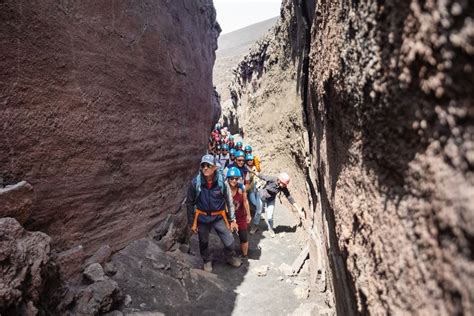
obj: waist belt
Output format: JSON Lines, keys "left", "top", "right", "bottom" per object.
{"left": 192, "top": 209, "right": 230, "bottom": 231}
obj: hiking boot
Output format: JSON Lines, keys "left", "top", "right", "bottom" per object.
{"left": 226, "top": 256, "right": 242, "bottom": 268}
{"left": 203, "top": 261, "right": 213, "bottom": 273}
{"left": 269, "top": 229, "right": 276, "bottom": 238}
{"left": 249, "top": 225, "right": 259, "bottom": 235}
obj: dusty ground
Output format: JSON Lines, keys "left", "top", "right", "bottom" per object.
{"left": 111, "top": 201, "right": 332, "bottom": 315}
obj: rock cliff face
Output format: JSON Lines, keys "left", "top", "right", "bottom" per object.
{"left": 224, "top": 1, "right": 313, "bottom": 213}
{"left": 225, "top": 0, "right": 473, "bottom": 314}
{"left": 0, "top": 0, "right": 220, "bottom": 255}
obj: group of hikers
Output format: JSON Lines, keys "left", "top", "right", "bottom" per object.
{"left": 186, "top": 123, "right": 305, "bottom": 272}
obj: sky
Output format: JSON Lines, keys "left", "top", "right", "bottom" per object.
{"left": 213, "top": 0, "right": 282, "bottom": 34}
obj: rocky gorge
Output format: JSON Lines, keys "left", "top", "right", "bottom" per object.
{"left": 1, "top": 0, "right": 473, "bottom": 315}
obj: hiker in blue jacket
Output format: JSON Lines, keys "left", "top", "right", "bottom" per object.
{"left": 186, "top": 154, "right": 241, "bottom": 272}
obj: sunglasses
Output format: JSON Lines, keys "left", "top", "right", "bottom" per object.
{"left": 228, "top": 177, "right": 239, "bottom": 181}
{"left": 201, "top": 163, "right": 213, "bottom": 169}
{"left": 236, "top": 159, "right": 245, "bottom": 162}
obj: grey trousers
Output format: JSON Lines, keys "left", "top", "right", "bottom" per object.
{"left": 198, "top": 217, "right": 235, "bottom": 263}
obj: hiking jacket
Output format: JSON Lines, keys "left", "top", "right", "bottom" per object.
{"left": 186, "top": 172, "right": 235, "bottom": 225}
{"left": 257, "top": 174, "right": 295, "bottom": 204}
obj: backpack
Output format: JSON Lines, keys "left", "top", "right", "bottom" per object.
{"left": 254, "top": 155, "right": 261, "bottom": 172}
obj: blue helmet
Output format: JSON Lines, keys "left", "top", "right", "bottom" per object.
{"left": 215, "top": 123, "right": 221, "bottom": 130}
{"left": 235, "top": 141, "right": 243, "bottom": 148}
{"left": 244, "top": 145, "right": 252, "bottom": 152}
{"left": 235, "top": 150, "right": 245, "bottom": 158}
{"left": 222, "top": 144, "right": 229, "bottom": 150}
{"left": 217, "top": 145, "right": 222, "bottom": 150}
{"left": 226, "top": 167, "right": 242, "bottom": 178}
{"left": 230, "top": 148, "right": 236, "bottom": 156}
{"left": 229, "top": 135, "right": 234, "bottom": 140}
{"left": 245, "top": 154, "right": 254, "bottom": 161}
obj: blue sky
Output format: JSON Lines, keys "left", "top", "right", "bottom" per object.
{"left": 213, "top": 0, "right": 282, "bottom": 34}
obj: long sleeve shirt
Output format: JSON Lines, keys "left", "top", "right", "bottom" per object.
{"left": 186, "top": 173, "right": 235, "bottom": 225}
{"left": 257, "top": 174, "right": 295, "bottom": 204}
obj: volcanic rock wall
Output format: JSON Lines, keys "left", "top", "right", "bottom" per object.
{"left": 225, "top": 0, "right": 473, "bottom": 314}
{"left": 0, "top": 0, "right": 220, "bottom": 255}
{"left": 224, "top": 0, "right": 313, "bottom": 214}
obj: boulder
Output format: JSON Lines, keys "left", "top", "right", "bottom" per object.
{"left": 0, "top": 181, "right": 34, "bottom": 224}
{"left": 0, "top": 218, "right": 54, "bottom": 314}
{"left": 74, "top": 278, "right": 122, "bottom": 315}
{"left": 83, "top": 263, "right": 106, "bottom": 283}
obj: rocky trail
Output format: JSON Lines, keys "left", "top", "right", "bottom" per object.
{"left": 108, "top": 200, "right": 332, "bottom": 315}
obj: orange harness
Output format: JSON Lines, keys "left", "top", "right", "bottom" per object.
{"left": 192, "top": 209, "right": 230, "bottom": 231}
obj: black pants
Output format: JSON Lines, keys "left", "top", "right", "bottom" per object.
{"left": 198, "top": 217, "right": 235, "bottom": 263}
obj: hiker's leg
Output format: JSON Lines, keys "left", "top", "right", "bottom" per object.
{"left": 239, "top": 229, "right": 249, "bottom": 256}
{"left": 248, "top": 191, "right": 257, "bottom": 208}
{"left": 252, "top": 192, "right": 264, "bottom": 225}
{"left": 265, "top": 199, "right": 276, "bottom": 230}
{"left": 213, "top": 217, "right": 236, "bottom": 258}
{"left": 197, "top": 222, "right": 212, "bottom": 262}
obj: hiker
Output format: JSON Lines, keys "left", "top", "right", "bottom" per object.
{"left": 245, "top": 153, "right": 261, "bottom": 210}
{"left": 249, "top": 172, "right": 304, "bottom": 237}
{"left": 244, "top": 145, "right": 262, "bottom": 172}
{"left": 235, "top": 141, "right": 243, "bottom": 152}
{"left": 219, "top": 144, "right": 230, "bottom": 167}
{"left": 215, "top": 145, "right": 222, "bottom": 159}
{"left": 186, "top": 154, "right": 241, "bottom": 272}
{"left": 226, "top": 167, "right": 251, "bottom": 258}
{"left": 228, "top": 135, "right": 235, "bottom": 149}
{"left": 228, "top": 148, "right": 236, "bottom": 167}
{"left": 225, "top": 150, "right": 250, "bottom": 191}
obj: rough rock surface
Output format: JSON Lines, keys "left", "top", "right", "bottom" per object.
{"left": 306, "top": 0, "right": 474, "bottom": 314}
{"left": 223, "top": 0, "right": 473, "bottom": 314}
{"left": 0, "top": 217, "right": 56, "bottom": 315}
{"left": 224, "top": 1, "right": 312, "bottom": 214}
{"left": 0, "top": 181, "right": 34, "bottom": 224}
{"left": 0, "top": 0, "right": 220, "bottom": 255}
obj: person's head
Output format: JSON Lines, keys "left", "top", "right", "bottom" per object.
{"left": 200, "top": 154, "right": 217, "bottom": 178}
{"left": 235, "top": 150, "right": 245, "bottom": 167}
{"left": 244, "top": 145, "right": 252, "bottom": 155}
{"left": 235, "top": 141, "right": 243, "bottom": 150}
{"left": 229, "top": 135, "right": 234, "bottom": 141}
{"left": 229, "top": 148, "right": 236, "bottom": 160}
{"left": 226, "top": 167, "right": 242, "bottom": 188}
{"left": 222, "top": 144, "right": 229, "bottom": 155}
{"left": 245, "top": 154, "right": 254, "bottom": 167}
{"left": 215, "top": 123, "right": 221, "bottom": 131}
{"left": 277, "top": 172, "right": 290, "bottom": 188}
{"left": 216, "top": 145, "right": 222, "bottom": 155}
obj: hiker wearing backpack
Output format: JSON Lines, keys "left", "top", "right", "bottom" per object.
{"left": 186, "top": 154, "right": 241, "bottom": 272}
{"left": 226, "top": 167, "right": 252, "bottom": 258}
{"left": 244, "top": 145, "right": 261, "bottom": 172}
{"left": 249, "top": 172, "right": 304, "bottom": 237}
{"left": 224, "top": 150, "right": 251, "bottom": 191}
